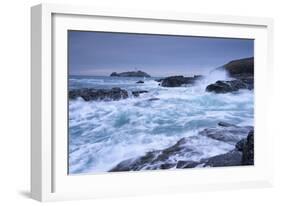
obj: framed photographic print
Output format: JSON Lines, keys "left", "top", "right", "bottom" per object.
{"left": 31, "top": 3, "right": 274, "bottom": 201}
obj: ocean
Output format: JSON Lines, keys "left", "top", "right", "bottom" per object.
{"left": 68, "top": 73, "right": 254, "bottom": 174}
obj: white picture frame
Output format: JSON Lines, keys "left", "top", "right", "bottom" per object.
{"left": 31, "top": 3, "right": 274, "bottom": 202}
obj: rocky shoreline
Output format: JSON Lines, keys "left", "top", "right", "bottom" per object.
{"left": 109, "top": 122, "right": 254, "bottom": 172}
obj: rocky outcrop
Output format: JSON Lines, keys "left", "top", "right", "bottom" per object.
{"left": 160, "top": 75, "right": 203, "bottom": 87}
{"left": 223, "top": 57, "right": 254, "bottom": 77}
{"left": 205, "top": 79, "right": 250, "bottom": 93}
{"left": 206, "top": 57, "right": 254, "bottom": 93}
{"left": 109, "top": 123, "right": 254, "bottom": 172}
{"left": 132, "top": 90, "right": 149, "bottom": 97}
{"left": 69, "top": 87, "right": 128, "bottom": 101}
{"left": 110, "top": 70, "right": 151, "bottom": 77}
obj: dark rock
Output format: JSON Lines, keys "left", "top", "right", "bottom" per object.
{"left": 110, "top": 70, "right": 151, "bottom": 77}
{"left": 109, "top": 151, "right": 159, "bottom": 172}
{"left": 109, "top": 137, "right": 200, "bottom": 172}
{"left": 240, "top": 76, "right": 254, "bottom": 90}
{"left": 202, "top": 150, "right": 242, "bottom": 167}
{"left": 235, "top": 139, "right": 247, "bottom": 152}
{"left": 148, "top": 98, "right": 160, "bottom": 101}
{"left": 176, "top": 160, "right": 200, "bottom": 169}
{"left": 160, "top": 163, "right": 177, "bottom": 169}
{"left": 132, "top": 90, "right": 149, "bottom": 97}
{"left": 161, "top": 76, "right": 188, "bottom": 87}
{"left": 136, "top": 80, "right": 144, "bottom": 84}
{"left": 199, "top": 123, "right": 253, "bottom": 145}
{"left": 223, "top": 57, "right": 254, "bottom": 77}
{"left": 218, "top": 121, "right": 237, "bottom": 127}
{"left": 206, "top": 80, "right": 248, "bottom": 93}
{"left": 69, "top": 87, "right": 128, "bottom": 101}
{"left": 241, "top": 130, "right": 254, "bottom": 165}
{"left": 160, "top": 75, "right": 202, "bottom": 87}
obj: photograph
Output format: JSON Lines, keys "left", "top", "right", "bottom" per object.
{"left": 68, "top": 31, "right": 254, "bottom": 175}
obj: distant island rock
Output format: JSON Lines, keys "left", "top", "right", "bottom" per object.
{"left": 110, "top": 70, "right": 151, "bottom": 77}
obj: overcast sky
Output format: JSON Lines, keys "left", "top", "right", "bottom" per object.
{"left": 68, "top": 31, "right": 254, "bottom": 77}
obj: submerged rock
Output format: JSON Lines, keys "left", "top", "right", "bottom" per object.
{"left": 69, "top": 87, "right": 128, "bottom": 101}
{"left": 132, "top": 90, "right": 149, "bottom": 97}
{"left": 110, "top": 70, "right": 151, "bottom": 77}
{"left": 206, "top": 80, "right": 248, "bottom": 93}
{"left": 160, "top": 75, "right": 203, "bottom": 87}
{"left": 136, "top": 80, "right": 144, "bottom": 84}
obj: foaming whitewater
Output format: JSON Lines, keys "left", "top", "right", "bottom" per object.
{"left": 68, "top": 73, "right": 253, "bottom": 174}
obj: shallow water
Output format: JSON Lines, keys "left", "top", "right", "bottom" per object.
{"left": 68, "top": 75, "right": 254, "bottom": 174}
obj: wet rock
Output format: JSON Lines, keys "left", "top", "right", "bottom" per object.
{"left": 110, "top": 70, "right": 151, "bottom": 77}
{"left": 132, "top": 90, "right": 149, "bottom": 97}
{"left": 202, "top": 150, "right": 242, "bottom": 167}
{"left": 206, "top": 80, "right": 248, "bottom": 93}
{"left": 109, "top": 151, "right": 159, "bottom": 172}
{"left": 136, "top": 80, "right": 144, "bottom": 83}
{"left": 218, "top": 121, "right": 237, "bottom": 127}
{"left": 210, "top": 57, "right": 254, "bottom": 91}
{"left": 242, "top": 130, "right": 254, "bottom": 165}
{"left": 109, "top": 137, "right": 200, "bottom": 172}
{"left": 235, "top": 138, "right": 247, "bottom": 151}
{"left": 160, "top": 75, "right": 203, "bottom": 87}
{"left": 160, "top": 163, "right": 177, "bottom": 169}
{"left": 69, "top": 87, "right": 128, "bottom": 101}
{"left": 176, "top": 160, "right": 200, "bottom": 169}
{"left": 199, "top": 123, "right": 253, "bottom": 145}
